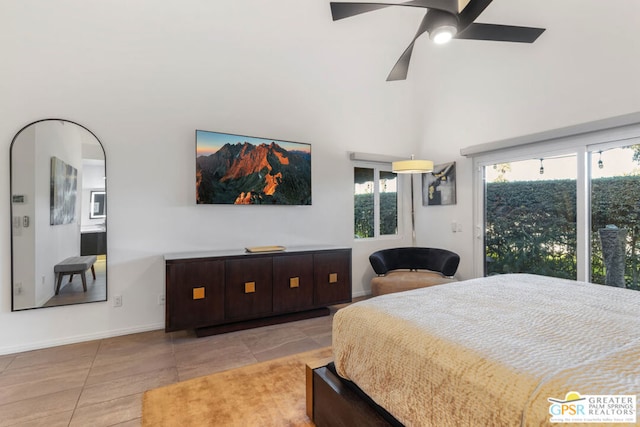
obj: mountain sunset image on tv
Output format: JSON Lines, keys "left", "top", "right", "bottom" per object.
{"left": 196, "top": 130, "right": 311, "bottom": 205}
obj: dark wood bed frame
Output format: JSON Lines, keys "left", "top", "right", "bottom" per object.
{"left": 306, "top": 360, "right": 403, "bottom": 426}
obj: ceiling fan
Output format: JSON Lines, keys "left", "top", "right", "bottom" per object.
{"left": 330, "top": 0, "right": 545, "bottom": 81}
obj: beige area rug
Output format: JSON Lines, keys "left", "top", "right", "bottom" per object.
{"left": 143, "top": 347, "right": 332, "bottom": 427}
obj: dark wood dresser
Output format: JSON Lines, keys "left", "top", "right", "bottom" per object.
{"left": 164, "top": 246, "right": 351, "bottom": 336}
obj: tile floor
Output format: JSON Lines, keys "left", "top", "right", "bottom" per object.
{"left": 0, "top": 303, "right": 351, "bottom": 426}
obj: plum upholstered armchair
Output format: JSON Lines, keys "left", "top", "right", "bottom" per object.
{"left": 369, "top": 247, "right": 460, "bottom": 296}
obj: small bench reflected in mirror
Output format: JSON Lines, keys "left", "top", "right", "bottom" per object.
{"left": 54, "top": 255, "right": 97, "bottom": 295}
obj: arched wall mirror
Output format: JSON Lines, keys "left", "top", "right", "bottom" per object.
{"left": 10, "top": 119, "right": 107, "bottom": 310}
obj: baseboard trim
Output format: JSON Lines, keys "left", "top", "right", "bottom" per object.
{"left": 0, "top": 291, "right": 368, "bottom": 356}
{"left": 0, "top": 322, "right": 165, "bottom": 356}
{"left": 351, "top": 289, "right": 369, "bottom": 298}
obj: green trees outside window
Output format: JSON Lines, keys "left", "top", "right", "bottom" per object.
{"left": 354, "top": 166, "right": 398, "bottom": 239}
{"left": 486, "top": 175, "right": 640, "bottom": 290}
{"left": 354, "top": 167, "right": 375, "bottom": 238}
{"left": 485, "top": 179, "right": 577, "bottom": 279}
{"left": 591, "top": 176, "right": 640, "bottom": 289}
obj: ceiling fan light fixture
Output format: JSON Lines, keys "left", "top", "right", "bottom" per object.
{"left": 430, "top": 25, "right": 457, "bottom": 44}
{"left": 329, "top": 0, "right": 546, "bottom": 81}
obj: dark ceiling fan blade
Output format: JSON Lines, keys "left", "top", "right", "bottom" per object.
{"left": 387, "top": 41, "right": 416, "bottom": 81}
{"left": 404, "top": 0, "right": 457, "bottom": 14}
{"left": 457, "top": 0, "right": 494, "bottom": 30}
{"left": 386, "top": 12, "right": 431, "bottom": 81}
{"left": 330, "top": 0, "right": 457, "bottom": 21}
{"left": 330, "top": 3, "right": 394, "bottom": 20}
{"left": 456, "top": 23, "right": 545, "bottom": 43}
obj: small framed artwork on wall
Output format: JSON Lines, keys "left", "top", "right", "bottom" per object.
{"left": 422, "top": 162, "right": 456, "bottom": 206}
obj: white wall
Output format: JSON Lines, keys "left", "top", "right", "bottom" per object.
{"left": 0, "top": 1, "right": 417, "bottom": 354}
{"left": 10, "top": 126, "right": 36, "bottom": 310}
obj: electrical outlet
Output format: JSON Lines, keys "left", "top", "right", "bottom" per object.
{"left": 157, "top": 294, "right": 165, "bottom": 305}
{"left": 15, "top": 282, "right": 22, "bottom": 294}
{"left": 113, "top": 295, "right": 123, "bottom": 307}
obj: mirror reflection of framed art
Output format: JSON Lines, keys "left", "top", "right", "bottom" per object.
{"left": 90, "top": 191, "right": 106, "bottom": 218}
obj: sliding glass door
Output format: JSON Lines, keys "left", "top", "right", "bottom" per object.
{"left": 484, "top": 156, "right": 577, "bottom": 278}
{"left": 590, "top": 146, "right": 640, "bottom": 289}
{"left": 478, "top": 140, "right": 640, "bottom": 291}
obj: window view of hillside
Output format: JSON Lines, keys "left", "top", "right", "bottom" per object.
{"left": 485, "top": 146, "right": 640, "bottom": 291}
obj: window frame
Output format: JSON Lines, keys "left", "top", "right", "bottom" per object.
{"left": 353, "top": 161, "right": 403, "bottom": 241}
{"left": 472, "top": 125, "right": 640, "bottom": 281}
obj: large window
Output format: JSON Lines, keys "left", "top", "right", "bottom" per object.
{"left": 474, "top": 133, "right": 640, "bottom": 291}
{"left": 485, "top": 155, "right": 577, "bottom": 278}
{"left": 354, "top": 165, "right": 398, "bottom": 239}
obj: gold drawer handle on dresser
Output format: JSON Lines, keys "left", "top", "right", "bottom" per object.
{"left": 290, "top": 277, "right": 300, "bottom": 288}
{"left": 245, "top": 282, "right": 256, "bottom": 293}
{"left": 328, "top": 273, "right": 338, "bottom": 284}
{"left": 193, "top": 287, "right": 205, "bottom": 300}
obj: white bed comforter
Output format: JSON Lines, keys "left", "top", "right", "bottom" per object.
{"left": 333, "top": 274, "right": 640, "bottom": 426}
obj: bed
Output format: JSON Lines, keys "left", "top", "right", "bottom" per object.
{"left": 314, "top": 274, "right": 640, "bottom": 426}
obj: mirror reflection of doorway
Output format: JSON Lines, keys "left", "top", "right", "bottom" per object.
{"left": 10, "top": 119, "right": 107, "bottom": 310}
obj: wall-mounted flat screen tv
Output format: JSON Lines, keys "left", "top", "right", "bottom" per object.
{"left": 196, "top": 130, "right": 311, "bottom": 205}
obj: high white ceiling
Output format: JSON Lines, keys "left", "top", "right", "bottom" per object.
{"left": 321, "top": 0, "right": 639, "bottom": 84}
{"left": 3, "top": 0, "right": 639, "bottom": 144}
{"left": 321, "top": 0, "right": 640, "bottom": 142}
